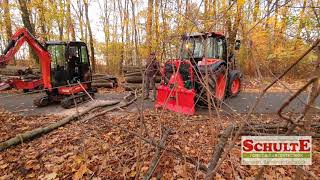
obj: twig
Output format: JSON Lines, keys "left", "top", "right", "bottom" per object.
{"left": 205, "top": 125, "right": 234, "bottom": 179}
{"left": 144, "top": 127, "right": 172, "bottom": 179}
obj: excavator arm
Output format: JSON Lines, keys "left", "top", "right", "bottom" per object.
{"left": 0, "top": 28, "right": 52, "bottom": 89}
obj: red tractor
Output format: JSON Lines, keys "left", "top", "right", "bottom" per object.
{"left": 156, "top": 32, "right": 241, "bottom": 115}
{"left": 0, "top": 28, "right": 95, "bottom": 108}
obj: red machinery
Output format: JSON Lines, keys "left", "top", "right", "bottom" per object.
{"left": 156, "top": 32, "right": 241, "bottom": 115}
{"left": 10, "top": 78, "right": 43, "bottom": 92}
{"left": 0, "top": 28, "right": 95, "bottom": 108}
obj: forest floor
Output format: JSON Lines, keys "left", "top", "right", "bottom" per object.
{"left": 0, "top": 78, "right": 319, "bottom": 179}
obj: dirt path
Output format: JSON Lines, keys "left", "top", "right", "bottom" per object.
{"left": 0, "top": 90, "right": 318, "bottom": 116}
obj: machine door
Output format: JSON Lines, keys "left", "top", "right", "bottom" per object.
{"left": 66, "top": 43, "right": 91, "bottom": 84}
{"left": 47, "top": 44, "right": 68, "bottom": 87}
{"left": 79, "top": 45, "right": 91, "bottom": 82}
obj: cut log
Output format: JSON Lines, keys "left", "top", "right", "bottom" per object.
{"left": 124, "top": 72, "right": 143, "bottom": 77}
{"left": 124, "top": 83, "right": 142, "bottom": 91}
{"left": 0, "top": 66, "right": 40, "bottom": 76}
{"left": 125, "top": 76, "right": 161, "bottom": 84}
{"left": 0, "top": 82, "right": 11, "bottom": 91}
{"left": 92, "top": 82, "right": 114, "bottom": 88}
{"left": 124, "top": 83, "right": 160, "bottom": 91}
{"left": 123, "top": 66, "right": 144, "bottom": 73}
{"left": 0, "top": 100, "right": 120, "bottom": 151}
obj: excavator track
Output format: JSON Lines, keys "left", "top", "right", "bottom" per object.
{"left": 60, "top": 92, "right": 94, "bottom": 109}
{"left": 33, "top": 96, "right": 52, "bottom": 107}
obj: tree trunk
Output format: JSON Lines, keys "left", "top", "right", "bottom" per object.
{"left": 103, "top": 1, "right": 110, "bottom": 72}
{"left": 131, "top": 0, "right": 140, "bottom": 66}
{"left": 84, "top": 0, "right": 95, "bottom": 73}
{"left": 66, "top": 0, "right": 76, "bottom": 41}
{"left": 55, "top": 0, "right": 65, "bottom": 41}
{"left": 146, "top": 0, "right": 154, "bottom": 58}
{"left": 17, "top": 0, "right": 38, "bottom": 63}
{"left": 118, "top": 0, "right": 125, "bottom": 74}
{"left": 3, "top": 0, "right": 12, "bottom": 43}
{"left": 155, "top": 0, "right": 160, "bottom": 50}
{"left": 228, "top": 0, "right": 244, "bottom": 54}
{"left": 253, "top": 0, "right": 260, "bottom": 23}
{"left": 2, "top": 0, "right": 14, "bottom": 64}
{"left": 279, "top": 0, "right": 290, "bottom": 48}
{"left": 294, "top": 0, "right": 307, "bottom": 49}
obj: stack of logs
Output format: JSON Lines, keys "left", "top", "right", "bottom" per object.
{"left": 91, "top": 74, "right": 118, "bottom": 88}
{"left": 122, "top": 65, "right": 161, "bottom": 91}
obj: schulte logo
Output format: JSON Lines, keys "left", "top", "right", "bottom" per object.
{"left": 241, "top": 136, "right": 312, "bottom": 165}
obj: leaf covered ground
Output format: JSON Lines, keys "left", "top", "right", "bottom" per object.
{"left": 0, "top": 108, "right": 319, "bottom": 179}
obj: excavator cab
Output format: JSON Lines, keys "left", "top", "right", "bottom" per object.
{"left": 46, "top": 41, "right": 91, "bottom": 87}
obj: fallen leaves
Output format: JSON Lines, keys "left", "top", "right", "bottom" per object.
{"left": 73, "top": 164, "right": 89, "bottom": 180}
{"left": 0, "top": 109, "right": 319, "bottom": 179}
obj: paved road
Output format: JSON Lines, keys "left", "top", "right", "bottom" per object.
{"left": 0, "top": 91, "right": 319, "bottom": 116}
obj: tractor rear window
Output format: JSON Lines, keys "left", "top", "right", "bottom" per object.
{"left": 182, "top": 38, "right": 204, "bottom": 59}
{"left": 206, "top": 37, "right": 224, "bottom": 59}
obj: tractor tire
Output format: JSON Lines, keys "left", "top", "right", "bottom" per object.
{"left": 227, "top": 70, "right": 241, "bottom": 97}
{"left": 213, "top": 65, "right": 227, "bottom": 102}
{"left": 197, "top": 65, "right": 227, "bottom": 107}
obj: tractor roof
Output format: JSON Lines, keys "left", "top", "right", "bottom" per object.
{"left": 183, "top": 32, "right": 225, "bottom": 38}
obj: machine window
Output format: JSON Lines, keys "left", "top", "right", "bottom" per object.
{"left": 47, "top": 45, "right": 66, "bottom": 67}
{"left": 182, "top": 38, "right": 204, "bottom": 59}
{"left": 81, "top": 46, "right": 89, "bottom": 63}
{"left": 206, "top": 37, "right": 224, "bottom": 59}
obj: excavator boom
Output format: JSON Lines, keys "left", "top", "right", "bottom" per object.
{"left": 0, "top": 28, "right": 52, "bottom": 89}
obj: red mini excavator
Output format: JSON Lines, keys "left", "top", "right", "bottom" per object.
{"left": 0, "top": 28, "right": 96, "bottom": 108}
{"left": 156, "top": 32, "right": 242, "bottom": 115}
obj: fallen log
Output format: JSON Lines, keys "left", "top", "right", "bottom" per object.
{"left": 92, "top": 82, "right": 114, "bottom": 88}
{"left": 124, "top": 72, "right": 143, "bottom": 77}
{"left": 123, "top": 66, "right": 144, "bottom": 73}
{"left": 125, "top": 76, "right": 161, "bottom": 84}
{"left": 124, "top": 83, "right": 160, "bottom": 91}
{"left": 0, "top": 100, "right": 120, "bottom": 151}
{"left": 80, "top": 91, "right": 137, "bottom": 122}
{"left": 0, "top": 82, "right": 11, "bottom": 91}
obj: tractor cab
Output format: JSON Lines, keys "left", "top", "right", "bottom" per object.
{"left": 46, "top": 41, "right": 91, "bottom": 87}
{"left": 181, "top": 32, "right": 227, "bottom": 65}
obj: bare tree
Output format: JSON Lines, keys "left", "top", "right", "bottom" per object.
{"left": 2, "top": 0, "right": 12, "bottom": 43}
{"left": 83, "top": 0, "right": 95, "bottom": 72}
{"left": 146, "top": 0, "right": 154, "bottom": 58}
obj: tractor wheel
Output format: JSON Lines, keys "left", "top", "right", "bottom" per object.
{"left": 227, "top": 71, "right": 241, "bottom": 97}
{"left": 213, "top": 65, "right": 227, "bottom": 102}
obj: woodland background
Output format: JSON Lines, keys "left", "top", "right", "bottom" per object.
{"left": 0, "top": 0, "right": 319, "bottom": 78}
